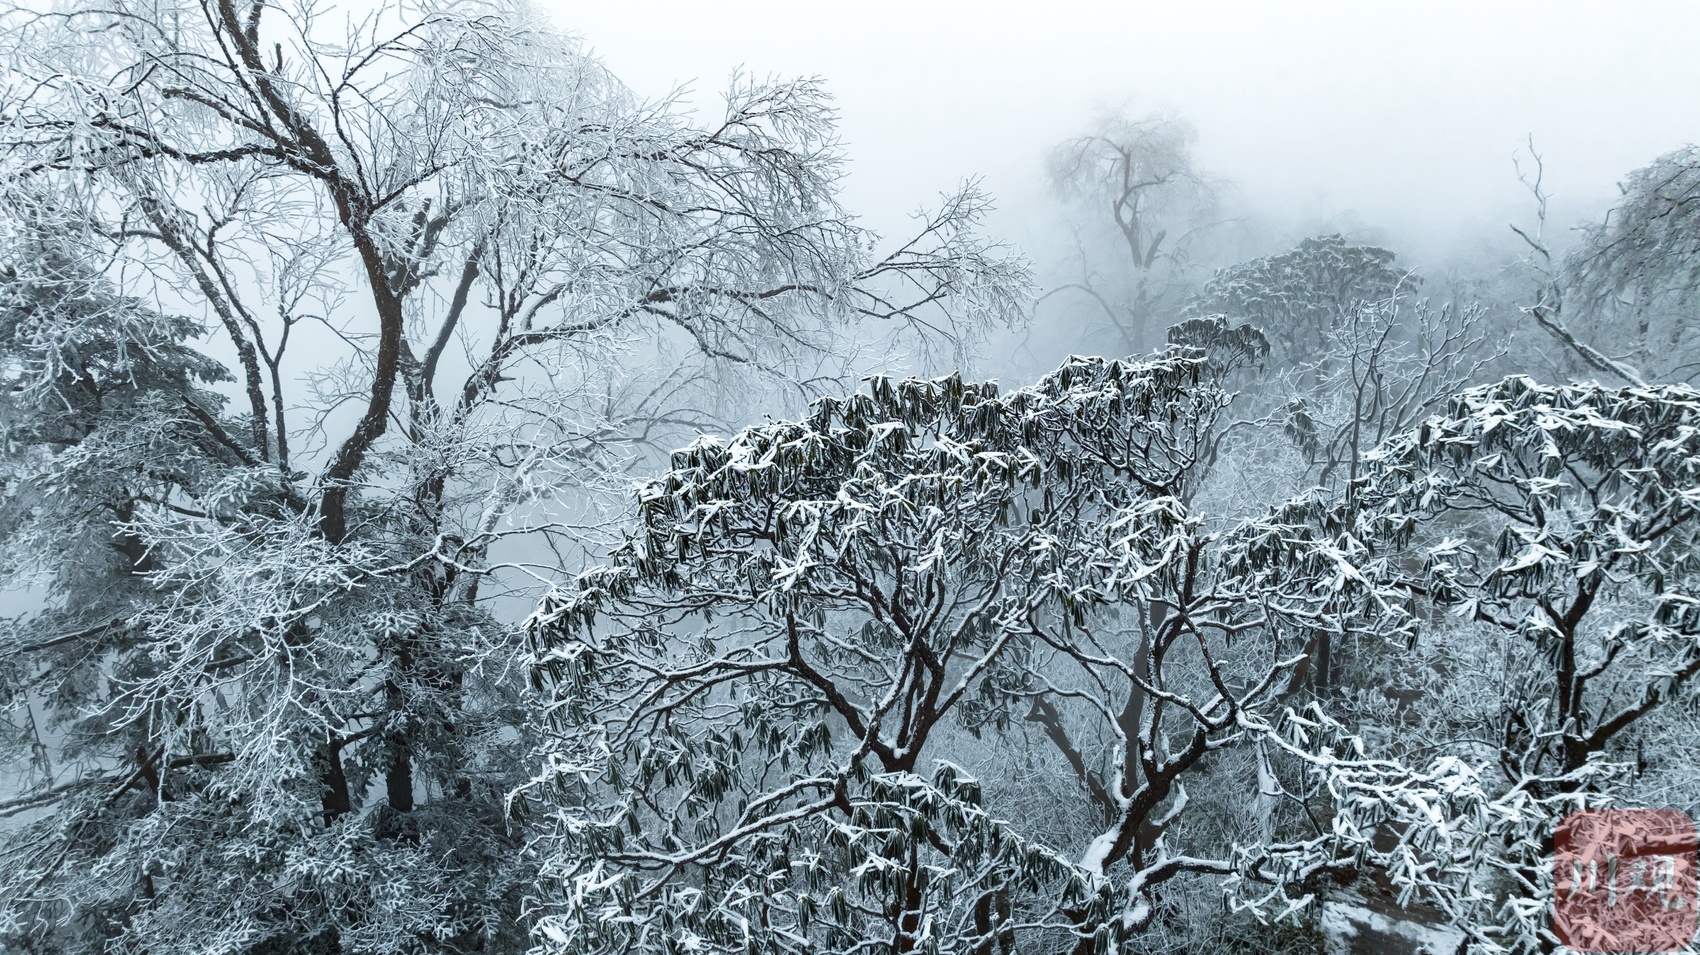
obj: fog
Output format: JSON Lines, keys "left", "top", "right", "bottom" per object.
{"left": 557, "top": 0, "right": 1700, "bottom": 259}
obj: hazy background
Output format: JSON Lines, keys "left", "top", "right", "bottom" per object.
{"left": 546, "top": 0, "right": 1700, "bottom": 262}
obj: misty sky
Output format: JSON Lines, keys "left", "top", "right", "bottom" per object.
{"left": 548, "top": 1, "right": 1700, "bottom": 255}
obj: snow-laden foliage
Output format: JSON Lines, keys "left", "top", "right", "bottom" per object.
{"left": 519, "top": 346, "right": 1472, "bottom": 955}
{"left": 1237, "top": 375, "right": 1700, "bottom": 952}
{"left": 527, "top": 360, "right": 1700, "bottom": 955}
{"left": 1167, "top": 235, "right": 1507, "bottom": 540}
{"left": 0, "top": 206, "right": 537, "bottom": 955}
{"left": 522, "top": 352, "right": 1229, "bottom": 954}
{"left": 1341, "top": 376, "right": 1700, "bottom": 781}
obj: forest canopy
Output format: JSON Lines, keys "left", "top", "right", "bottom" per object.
{"left": 2, "top": 3, "right": 1698, "bottom": 955}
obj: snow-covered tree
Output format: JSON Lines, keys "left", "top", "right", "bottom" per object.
{"left": 1180, "top": 236, "right": 1499, "bottom": 554}
{"left": 1286, "top": 297, "right": 1496, "bottom": 496}
{"left": 0, "top": 2, "right": 1024, "bottom": 951}
{"left": 525, "top": 350, "right": 1700, "bottom": 955}
{"left": 1040, "top": 111, "right": 1217, "bottom": 355}
{"left": 526, "top": 340, "right": 1514, "bottom": 955}
{"left": 521, "top": 351, "right": 1233, "bottom": 953}
{"left": 1238, "top": 375, "right": 1700, "bottom": 952}
{"left": 1562, "top": 146, "right": 1700, "bottom": 382}
{"left": 1322, "top": 376, "right": 1700, "bottom": 785}
{"left": 1186, "top": 234, "right": 1410, "bottom": 366}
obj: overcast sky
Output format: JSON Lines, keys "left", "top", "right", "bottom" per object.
{"left": 544, "top": 1, "right": 1700, "bottom": 256}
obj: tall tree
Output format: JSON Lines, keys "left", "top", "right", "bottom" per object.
{"left": 1042, "top": 111, "right": 1215, "bottom": 354}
